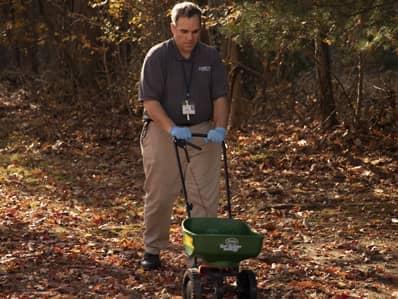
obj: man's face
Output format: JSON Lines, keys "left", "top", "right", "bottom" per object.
{"left": 171, "top": 15, "right": 201, "bottom": 56}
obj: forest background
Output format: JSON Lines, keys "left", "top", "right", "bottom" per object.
{"left": 0, "top": 0, "right": 397, "bottom": 298}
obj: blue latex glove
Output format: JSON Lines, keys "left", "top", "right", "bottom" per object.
{"left": 206, "top": 127, "right": 226, "bottom": 143}
{"left": 170, "top": 126, "right": 192, "bottom": 140}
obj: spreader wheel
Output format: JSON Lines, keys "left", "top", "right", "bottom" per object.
{"left": 183, "top": 268, "right": 202, "bottom": 299}
{"left": 237, "top": 269, "right": 257, "bottom": 299}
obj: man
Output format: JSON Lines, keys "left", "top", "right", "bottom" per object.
{"left": 138, "top": 1, "right": 229, "bottom": 270}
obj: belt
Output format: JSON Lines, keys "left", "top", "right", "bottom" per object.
{"left": 145, "top": 119, "right": 209, "bottom": 127}
{"left": 177, "top": 123, "right": 196, "bottom": 127}
{"left": 177, "top": 120, "right": 211, "bottom": 127}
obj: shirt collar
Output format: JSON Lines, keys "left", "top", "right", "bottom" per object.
{"left": 170, "top": 39, "right": 200, "bottom": 61}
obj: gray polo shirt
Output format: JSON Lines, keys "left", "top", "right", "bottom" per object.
{"left": 139, "top": 39, "right": 228, "bottom": 125}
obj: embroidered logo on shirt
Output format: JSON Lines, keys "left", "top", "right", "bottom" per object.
{"left": 198, "top": 66, "right": 211, "bottom": 72}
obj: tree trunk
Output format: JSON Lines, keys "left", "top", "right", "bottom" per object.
{"left": 226, "top": 39, "right": 244, "bottom": 129}
{"left": 8, "top": 2, "right": 22, "bottom": 69}
{"left": 314, "top": 37, "right": 338, "bottom": 128}
{"left": 207, "top": 0, "right": 244, "bottom": 128}
{"left": 354, "top": 51, "right": 364, "bottom": 127}
{"left": 388, "top": 88, "right": 397, "bottom": 127}
{"left": 206, "top": 0, "right": 224, "bottom": 46}
{"left": 29, "top": 0, "right": 41, "bottom": 73}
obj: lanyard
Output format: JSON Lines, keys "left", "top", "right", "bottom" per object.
{"left": 181, "top": 60, "right": 194, "bottom": 100}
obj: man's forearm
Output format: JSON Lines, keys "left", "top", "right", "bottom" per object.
{"left": 143, "top": 100, "right": 174, "bottom": 133}
{"left": 213, "top": 97, "right": 229, "bottom": 128}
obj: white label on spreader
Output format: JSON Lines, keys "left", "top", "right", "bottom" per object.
{"left": 220, "top": 238, "right": 242, "bottom": 252}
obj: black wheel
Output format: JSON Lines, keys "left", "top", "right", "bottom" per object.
{"left": 237, "top": 270, "right": 257, "bottom": 299}
{"left": 214, "top": 278, "right": 224, "bottom": 299}
{"left": 183, "top": 268, "right": 202, "bottom": 299}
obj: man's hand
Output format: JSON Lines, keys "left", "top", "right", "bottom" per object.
{"left": 170, "top": 126, "right": 192, "bottom": 140}
{"left": 206, "top": 127, "right": 226, "bottom": 143}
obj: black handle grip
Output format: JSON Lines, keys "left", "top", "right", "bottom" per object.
{"left": 191, "top": 133, "right": 207, "bottom": 138}
{"left": 173, "top": 133, "right": 207, "bottom": 150}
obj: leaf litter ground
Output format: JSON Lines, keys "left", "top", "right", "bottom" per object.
{"left": 0, "top": 84, "right": 397, "bottom": 298}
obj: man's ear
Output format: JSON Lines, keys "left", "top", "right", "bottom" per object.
{"left": 170, "top": 23, "right": 176, "bottom": 34}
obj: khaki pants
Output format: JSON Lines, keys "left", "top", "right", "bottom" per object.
{"left": 140, "top": 121, "right": 221, "bottom": 255}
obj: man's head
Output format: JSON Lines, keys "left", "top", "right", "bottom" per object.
{"left": 170, "top": 2, "right": 202, "bottom": 58}
{"left": 171, "top": 2, "right": 202, "bottom": 25}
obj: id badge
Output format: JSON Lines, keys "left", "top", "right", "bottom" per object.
{"left": 182, "top": 100, "right": 196, "bottom": 121}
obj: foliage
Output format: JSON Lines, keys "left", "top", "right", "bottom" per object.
{"left": 0, "top": 0, "right": 172, "bottom": 114}
{"left": 0, "top": 0, "right": 397, "bottom": 129}
{"left": 223, "top": 0, "right": 397, "bottom": 54}
{"left": 218, "top": 0, "right": 398, "bottom": 128}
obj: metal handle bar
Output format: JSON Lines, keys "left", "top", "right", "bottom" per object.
{"left": 173, "top": 133, "right": 208, "bottom": 151}
{"left": 173, "top": 133, "right": 232, "bottom": 219}
{"left": 191, "top": 133, "right": 207, "bottom": 138}
{"left": 173, "top": 138, "right": 201, "bottom": 151}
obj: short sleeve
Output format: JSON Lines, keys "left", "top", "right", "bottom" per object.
{"left": 210, "top": 50, "right": 228, "bottom": 100}
{"left": 138, "top": 47, "right": 165, "bottom": 102}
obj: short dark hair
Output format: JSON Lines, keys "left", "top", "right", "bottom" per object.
{"left": 171, "top": 2, "right": 202, "bottom": 25}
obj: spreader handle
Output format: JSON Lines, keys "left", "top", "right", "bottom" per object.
{"left": 191, "top": 133, "right": 207, "bottom": 138}
{"left": 173, "top": 133, "right": 233, "bottom": 219}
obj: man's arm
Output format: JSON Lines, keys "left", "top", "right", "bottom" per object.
{"left": 213, "top": 96, "right": 229, "bottom": 129}
{"left": 143, "top": 100, "right": 175, "bottom": 133}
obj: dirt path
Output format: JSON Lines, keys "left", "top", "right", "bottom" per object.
{"left": 1, "top": 83, "right": 397, "bottom": 298}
